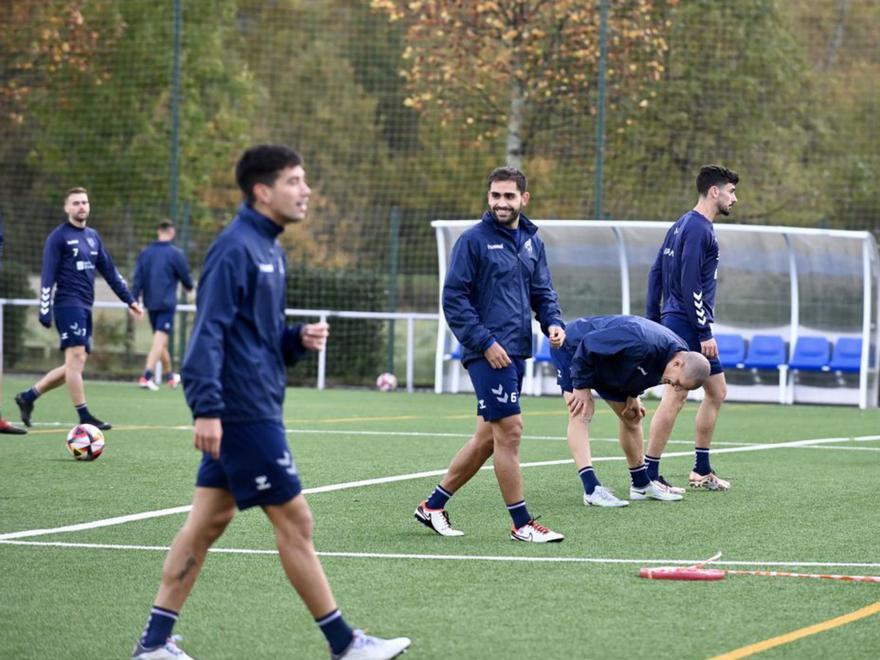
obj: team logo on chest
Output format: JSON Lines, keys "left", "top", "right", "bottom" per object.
{"left": 86, "top": 237, "right": 96, "bottom": 249}
{"left": 524, "top": 238, "right": 533, "bottom": 252}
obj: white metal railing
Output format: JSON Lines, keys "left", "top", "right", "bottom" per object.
{"left": 0, "top": 299, "right": 439, "bottom": 393}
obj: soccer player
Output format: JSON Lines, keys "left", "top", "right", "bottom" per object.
{"left": 132, "top": 145, "right": 410, "bottom": 660}
{"left": 0, "top": 215, "right": 27, "bottom": 434}
{"left": 131, "top": 220, "right": 194, "bottom": 390}
{"left": 645, "top": 165, "right": 739, "bottom": 491}
{"left": 15, "top": 187, "right": 143, "bottom": 431}
{"left": 415, "top": 166, "right": 567, "bottom": 543}
{"left": 551, "top": 315, "right": 711, "bottom": 505}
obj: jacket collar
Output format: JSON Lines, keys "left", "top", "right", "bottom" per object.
{"left": 480, "top": 210, "right": 538, "bottom": 238}
{"left": 237, "top": 203, "right": 284, "bottom": 238}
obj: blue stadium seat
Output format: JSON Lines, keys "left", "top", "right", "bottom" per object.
{"left": 743, "top": 334, "right": 787, "bottom": 370}
{"left": 715, "top": 333, "right": 746, "bottom": 369}
{"left": 742, "top": 334, "right": 788, "bottom": 404}
{"left": 828, "top": 337, "right": 862, "bottom": 373}
{"left": 788, "top": 336, "right": 831, "bottom": 372}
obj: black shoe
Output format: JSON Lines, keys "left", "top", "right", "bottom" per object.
{"left": 0, "top": 418, "right": 27, "bottom": 435}
{"left": 81, "top": 416, "right": 112, "bottom": 431}
{"left": 14, "top": 394, "right": 33, "bottom": 427}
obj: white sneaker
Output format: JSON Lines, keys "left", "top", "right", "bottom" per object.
{"left": 630, "top": 479, "right": 683, "bottom": 502}
{"left": 132, "top": 635, "right": 193, "bottom": 659}
{"left": 657, "top": 475, "right": 686, "bottom": 495}
{"left": 333, "top": 629, "right": 411, "bottom": 659}
{"left": 138, "top": 377, "right": 160, "bottom": 392}
{"left": 166, "top": 373, "right": 181, "bottom": 389}
{"left": 414, "top": 501, "right": 464, "bottom": 536}
{"left": 689, "top": 471, "right": 731, "bottom": 491}
{"left": 583, "top": 485, "right": 629, "bottom": 508}
{"left": 510, "top": 519, "right": 564, "bottom": 543}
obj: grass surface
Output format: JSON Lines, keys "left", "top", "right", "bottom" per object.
{"left": 1, "top": 377, "right": 878, "bottom": 659}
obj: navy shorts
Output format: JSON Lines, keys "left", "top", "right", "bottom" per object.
{"left": 55, "top": 307, "right": 92, "bottom": 353}
{"left": 662, "top": 315, "right": 724, "bottom": 376}
{"left": 550, "top": 346, "right": 627, "bottom": 402}
{"left": 466, "top": 357, "right": 526, "bottom": 421}
{"left": 148, "top": 309, "right": 175, "bottom": 334}
{"left": 196, "top": 419, "right": 303, "bottom": 510}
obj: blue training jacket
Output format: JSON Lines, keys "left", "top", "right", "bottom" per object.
{"left": 182, "top": 204, "right": 306, "bottom": 422}
{"left": 443, "top": 211, "right": 564, "bottom": 366}
{"left": 562, "top": 315, "right": 688, "bottom": 397}
{"left": 39, "top": 221, "right": 135, "bottom": 327}
{"left": 131, "top": 240, "right": 194, "bottom": 311}
{"left": 645, "top": 210, "right": 719, "bottom": 341}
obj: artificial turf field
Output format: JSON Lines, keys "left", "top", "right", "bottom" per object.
{"left": 1, "top": 376, "right": 878, "bottom": 659}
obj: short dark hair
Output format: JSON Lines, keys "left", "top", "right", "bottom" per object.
{"left": 696, "top": 165, "right": 738, "bottom": 196}
{"left": 65, "top": 186, "right": 88, "bottom": 201}
{"left": 487, "top": 166, "right": 527, "bottom": 194}
{"left": 235, "top": 144, "right": 303, "bottom": 203}
{"left": 157, "top": 220, "right": 174, "bottom": 232}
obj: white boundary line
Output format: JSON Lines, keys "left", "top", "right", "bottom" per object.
{"left": 1, "top": 539, "right": 878, "bottom": 570}
{"left": 0, "top": 434, "right": 877, "bottom": 542}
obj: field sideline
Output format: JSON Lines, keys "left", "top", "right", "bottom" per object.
{"left": 1, "top": 377, "right": 878, "bottom": 659}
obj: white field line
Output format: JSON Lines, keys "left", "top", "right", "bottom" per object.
{"left": 804, "top": 445, "right": 880, "bottom": 452}
{"left": 0, "top": 434, "right": 876, "bottom": 542}
{"left": 28, "top": 421, "right": 758, "bottom": 446}
{"left": 1, "top": 539, "right": 878, "bottom": 570}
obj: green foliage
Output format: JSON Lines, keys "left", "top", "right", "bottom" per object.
{"left": 0, "top": 260, "right": 35, "bottom": 367}
{"left": 286, "top": 264, "right": 387, "bottom": 385}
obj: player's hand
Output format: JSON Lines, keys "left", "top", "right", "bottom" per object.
{"left": 300, "top": 322, "right": 329, "bottom": 352}
{"left": 39, "top": 313, "right": 52, "bottom": 329}
{"left": 623, "top": 396, "right": 646, "bottom": 421}
{"left": 193, "top": 417, "right": 223, "bottom": 459}
{"left": 128, "top": 302, "right": 145, "bottom": 320}
{"left": 484, "top": 341, "right": 511, "bottom": 369}
{"left": 567, "top": 387, "right": 594, "bottom": 421}
{"left": 700, "top": 337, "right": 718, "bottom": 359}
{"left": 548, "top": 325, "right": 565, "bottom": 349}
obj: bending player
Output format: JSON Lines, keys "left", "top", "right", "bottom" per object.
{"left": 551, "top": 315, "right": 710, "bottom": 504}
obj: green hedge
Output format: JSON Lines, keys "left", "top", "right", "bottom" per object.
{"left": 0, "top": 260, "right": 35, "bottom": 368}
{"left": 286, "top": 265, "right": 386, "bottom": 386}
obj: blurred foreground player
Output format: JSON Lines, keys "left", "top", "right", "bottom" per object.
{"left": 132, "top": 145, "right": 410, "bottom": 660}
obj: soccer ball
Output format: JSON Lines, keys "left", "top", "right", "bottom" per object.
{"left": 66, "top": 423, "right": 105, "bottom": 461}
{"left": 375, "top": 372, "right": 398, "bottom": 392}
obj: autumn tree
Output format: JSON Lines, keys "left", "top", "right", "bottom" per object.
{"left": 371, "top": 0, "right": 676, "bottom": 168}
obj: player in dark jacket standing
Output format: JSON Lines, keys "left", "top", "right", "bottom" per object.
{"left": 415, "top": 166, "right": 567, "bottom": 543}
{"left": 132, "top": 145, "right": 410, "bottom": 660}
{"left": 15, "top": 188, "right": 144, "bottom": 431}
{"left": 645, "top": 165, "right": 738, "bottom": 492}
{"left": 0, "top": 215, "right": 26, "bottom": 434}
{"left": 551, "top": 315, "right": 711, "bottom": 506}
{"left": 131, "top": 220, "right": 194, "bottom": 390}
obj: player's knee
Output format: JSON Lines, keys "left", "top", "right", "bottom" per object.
{"left": 66, "top": 350, "right": 87, "bottom": 370}
{"left": 276, "top": 501, "right": 315, "bottom": 545}
{"left": 493, "top": 417, "right": 523, "bottom": 446}
{"left": 707, "top": 385, "right": 727, "bottom": 406}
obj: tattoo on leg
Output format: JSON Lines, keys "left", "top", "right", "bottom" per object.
{"left": 176, "top": 554, "right": 197, "bottom": 582}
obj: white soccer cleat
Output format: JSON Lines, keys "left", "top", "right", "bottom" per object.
{"left": 630, "top": 479, "right": 684, "bottom": 502}
{"left": 414, "top": 501, "right": 464, "bottom": 537}
{"left": 166, "top": 373, "right": 181, "bottom": 389}
{"left": 138, "top": 377, "right": 160, "bottom": 391}
{"left": 510, "top": 519, "right": 564, "bottom": 543}
{"left": 657, "top": 475, "right": 686, "bottom": 495}
{"left": 132, "top": 635, "right": 193, "bottom": 659}
{"left": 583, "top": 485, "right": 629, "bottom": 508}
{"left": 689, "top": 471, "right": 731, "bottom": 491}
{"left": 333, "top": 630, "right": 411, "bottom": 659}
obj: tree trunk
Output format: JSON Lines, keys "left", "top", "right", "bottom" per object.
{"left": 506, "top": 76, "right": 525, "bottom": 169}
